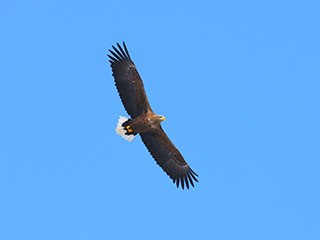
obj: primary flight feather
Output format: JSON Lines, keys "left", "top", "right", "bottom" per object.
{"left": 108, "top": 42, "right": 198, "bottom": 189}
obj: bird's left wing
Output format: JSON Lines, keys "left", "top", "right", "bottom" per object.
{"left": 108, "top": 42, "right": 151, "bottom": 118}
{"left": 140, "top": 127, "right": 198, "bottom": 189}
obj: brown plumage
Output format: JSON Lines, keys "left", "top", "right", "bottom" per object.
{"left": 108, "top": 42, "right": 198, "bottom": 189}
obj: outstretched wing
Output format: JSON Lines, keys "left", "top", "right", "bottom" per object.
{"left": 108, "top": 42, "right": 151, "bottom": 118}
{"left": 140, "top": 127, "right": 198, "bottom": 189}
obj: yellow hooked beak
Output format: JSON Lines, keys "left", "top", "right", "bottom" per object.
{"left": 162, "top": 116, "right": 166, "bottom": 121}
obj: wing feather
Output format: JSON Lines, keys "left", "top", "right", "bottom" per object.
{"left": 108, "top": 42, "right": 151, "bottom": 118}
{"left": 140, "top": 127, "right": 198, "bottom": 189}
{"left": 117, "top": 42, "right": 129, "bottom": 58}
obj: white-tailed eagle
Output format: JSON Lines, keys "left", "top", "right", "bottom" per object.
{"left": 108, "top": 42, "right": 198, "bottom": 189}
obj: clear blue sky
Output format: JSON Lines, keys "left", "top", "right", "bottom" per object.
{"left": 1, "top": 1, "right": 319, "bottom": 239}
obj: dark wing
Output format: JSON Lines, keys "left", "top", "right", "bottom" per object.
{"left": 140, "top": 127, "right": 198, "bottom": 189}
{"left": 108, "top": 42, "right": 151, "bottom": 118}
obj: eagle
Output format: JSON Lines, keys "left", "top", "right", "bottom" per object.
{"left": 108, "top": 42, "right": 198, "bottom": 189}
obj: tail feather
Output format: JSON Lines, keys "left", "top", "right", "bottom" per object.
{"left": 116, "top": 116, "right": 136, "bottom": 142}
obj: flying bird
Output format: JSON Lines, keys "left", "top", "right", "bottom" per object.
{"left": 108, "top": 42, "right": 198, "bottom": 189}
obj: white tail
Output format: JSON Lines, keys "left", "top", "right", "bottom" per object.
{"left": 116, "top": 116, "right": 136, "bottom": 142}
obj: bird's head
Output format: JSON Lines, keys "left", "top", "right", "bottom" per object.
{"left": 151, "top": 115, "right": 166, "bottom": 124}
{"left": 159, "top": 115, "right": 166, "bottom": 122}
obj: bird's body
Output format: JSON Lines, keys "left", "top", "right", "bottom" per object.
{"left": 123, "top": 112, "right": 164, "bottom": 134}
{"left": 108, "top": 42, "right": 198, "bottom": 189}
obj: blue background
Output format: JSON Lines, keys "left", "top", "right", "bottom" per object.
{"left": 1, "top": 1, "right": 319, "bottom": 239}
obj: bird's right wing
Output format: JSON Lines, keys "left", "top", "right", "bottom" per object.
{"left": 140, "top": 127, "right": 198, "bottom": 189}
{"left": 108, "top": 42, "right": 152, "bottom": 118}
